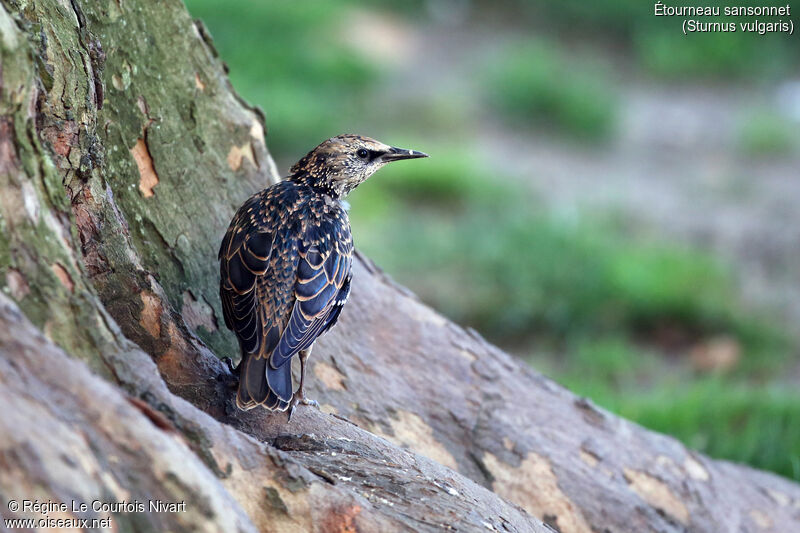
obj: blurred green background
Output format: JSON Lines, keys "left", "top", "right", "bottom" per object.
{"left": 185, "top": 0, "right": 800, "bottom": 481}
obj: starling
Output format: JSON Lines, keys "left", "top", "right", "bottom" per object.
{"left": 219, "top": 134, "right": 427, "bottom": 419}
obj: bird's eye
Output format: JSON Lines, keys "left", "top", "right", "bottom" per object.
{"left": 356, "top": 149, "right": 369, "bottom": 159}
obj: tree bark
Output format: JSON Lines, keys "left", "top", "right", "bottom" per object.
{"left": 0, "top": 1, "right": 798, "bottom": 532}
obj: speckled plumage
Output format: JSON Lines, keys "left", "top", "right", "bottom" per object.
{"left": 219, "top": 134, "right": 427, "bottom": 416}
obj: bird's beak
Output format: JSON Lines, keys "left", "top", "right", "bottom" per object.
{"left": 381, "top": 146, "right": 429, "bottom": 162}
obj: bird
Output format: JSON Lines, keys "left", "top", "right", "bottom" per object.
{"left": 219, "top": 134, "right": 428, "bottom": 420}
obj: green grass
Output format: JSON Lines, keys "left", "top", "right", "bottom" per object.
{"left": 546, "top": 335, "right": 800, "bottom": 480}
{"left": 629, "top": 382, "right": 800, "bottom": 480}
{"left": 482, "top": 40, "right": 618, "bottom": 141}
{"left": 556, "top": 340, "right": 800, "bottom": 480}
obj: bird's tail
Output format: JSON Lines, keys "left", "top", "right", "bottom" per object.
{"left": 236, "top": 354, "right": 292, "bottom": 411}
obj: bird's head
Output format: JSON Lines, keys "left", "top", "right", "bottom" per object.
{"left": 290, "top": 134, "right": 428, "bottom": 198}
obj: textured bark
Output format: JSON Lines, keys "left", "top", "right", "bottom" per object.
{"left": 0, "top": 1, "right": 798, "bottom": 532}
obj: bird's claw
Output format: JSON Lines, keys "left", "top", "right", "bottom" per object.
{"left": 286, "top": 394, "right": 320, "bottom": 422}
{"left": 301, "top": 398, "right": 319, "bottom": 408}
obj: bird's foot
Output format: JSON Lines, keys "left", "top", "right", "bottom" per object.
{"left": 287, "top": 393, "right": 320, "bottom": 422}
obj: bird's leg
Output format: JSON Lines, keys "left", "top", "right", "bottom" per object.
{"left": 287, "top": 346, "right": 319, "bottom": 421}
{"left": 296, "top": 348, "right": 319, "bottom": 407}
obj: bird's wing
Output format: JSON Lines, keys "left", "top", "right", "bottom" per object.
{"left": 269, "top": 216, "right": 353, "bottom": 370}
{"left": 218, "top": 194, "right": 294, "bottom": 358}
{"left": 219, "top": 192, "right": 301, "bottom": 409}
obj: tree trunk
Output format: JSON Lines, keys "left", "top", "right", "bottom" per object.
{"left": 0, "top": 1, "right": 798, "bottom": 532}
